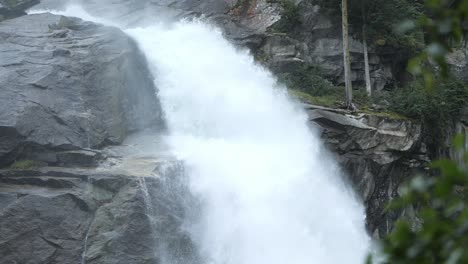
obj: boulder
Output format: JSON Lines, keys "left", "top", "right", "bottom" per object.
{"left": 0, "top": 13, "right": 162, "bottom": 167}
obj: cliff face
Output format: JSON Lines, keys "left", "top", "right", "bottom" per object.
{"left": 0, "top": 12, "right": 173, "bottom": 264}
{"left": 0, "top": 112, "right": 428, "bottom": 263}
{"left": 0, "top": 160, "right": 198, "bottom": 264}
{"left": 0, "top": 1, "right": 463, "bottom": 263}
{"left": 305, "top": 106, "right": 429, "bottom": 237}
{"left": 0, "top": 13, "right": 162, "bottom": 167}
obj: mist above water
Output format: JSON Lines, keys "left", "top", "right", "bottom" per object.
{"left": 32, "top": 4, "right": 370, "bottom": 264}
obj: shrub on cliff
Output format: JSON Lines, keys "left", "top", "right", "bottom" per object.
{"left": 371, "top": 0, "right": 468, "bottom": 263}
{"left": 268, "top": 0, "right": 301, "bottom": 32}
{"left": 389, "top": 77, "right": 468, "bottom": 151}
{"left": 282, "top": 65, "right": 335, "bottom": 96}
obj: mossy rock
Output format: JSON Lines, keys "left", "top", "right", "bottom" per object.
{"left": 289, "top": 89, "right": 409, "bottom": 120}
{"left": 9, "top": 160, "right": 46, "bottom": 170}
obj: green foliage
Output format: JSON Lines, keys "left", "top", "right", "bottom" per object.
{"left": 373, "top": 1, "right": 468, "bottom": 263}
{"left": 290, "top": 87, "right": 407, "bottom": 119}
{"left": 352, "top": 87, "right": 373, "bottom": 106}
{"left": 232, "top": 0, "right": 245, "bottom": 9}
{"left": 366, "top": 0, "right": 425, "bottom": 51}
{"left": 374, "top": 136, "right": 468, "bottom": 264}
{"left": 389, "top": 76, "right": 468, "bottom": 148}
{"left": 284, "top": 65, "right": 378, "bottom": 109}
{"left": 268, "top": 0, "right": 301, "bottom": 33}
{"left": 9, "top": 160, "right": 43, "bottom": 170}
{"left": 289, "top": 89, "right": 342, "bottom": 107}
{"left": 281, "top": 65, "right": 336, "bottom": 96}
{"left": 314, "top": 0, "right": 425, "bottom": 52}
{"left": 405, "top": 0, "right": 468, "bottom": 86}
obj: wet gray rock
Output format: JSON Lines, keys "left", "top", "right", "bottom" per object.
{"left": 307, "top": 105, "right": 430, "bottom": 238}
{"left": 0, "top": 0, "right": 39, "bottom": 21}
{"left": 56, "top": 150, "right": 102, "bottom": 167}
{"left": 0, "top": 193, "right": 92, "bottom": 264}
{"left": 0, "top": 13, "right": 162, "bottom": 167}
{"left": 0, "top": 161, "right": 198, "bottom": 264}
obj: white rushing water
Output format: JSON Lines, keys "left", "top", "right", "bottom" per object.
{"left": 32, "top": 5, "right": 370, "bottom": 264}
{"left": 127, "top": 22, "right": 371, "bottom": 264}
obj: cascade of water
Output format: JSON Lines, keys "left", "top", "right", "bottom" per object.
{"left": 32, "top": 5, "right": 370, "bottom": 264}
{"left": 80, "top": 230, "right": 89, "bottom": 264}
{"left": 138, "top": 177, "right": 154, "bottom": 216}
{"left": 126, "top": 21, "right": 370, "bottom": 264}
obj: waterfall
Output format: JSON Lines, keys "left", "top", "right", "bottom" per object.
{"left": 33, "top": 5, "right": 370, "bottom": 264}
{"left": 128, "top": 21, "right": 370, "bottom": 264}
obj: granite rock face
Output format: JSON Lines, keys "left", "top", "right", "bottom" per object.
{"left": 0, "top": 161, "right": 198, "bottom": 264}
{"left": 0, "top": 13, "right": 162, "bottom": 167}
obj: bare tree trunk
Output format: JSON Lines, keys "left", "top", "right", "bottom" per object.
{"left": 362, "top": 2, "right": 372, "bottom": 97}
{"left": 342, "top": 0, "right": 353, "bottom": 108}
{"left": 363, "top": 35, "right": 372, "bottom": 96}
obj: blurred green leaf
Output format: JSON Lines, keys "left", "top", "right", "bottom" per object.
{"left": 452, "top": 134, "right": 466, "bottom": 151}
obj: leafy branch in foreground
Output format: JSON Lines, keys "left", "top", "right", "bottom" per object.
{"left": 403, "top": 0, "right": 468, "bottom": 88}
{"left": 375, "top": 135, "right": 468, "bottom": 263}
{"left": 370, "top": 0, "right": 468, "bottom": 263}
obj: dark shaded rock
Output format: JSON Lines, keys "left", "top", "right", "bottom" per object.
{"left": 56, "top": 150, "right": 102, "bottom": 167}
{"left": 0, "top": 194, "right": 92, "bottom": 264}
{"left": 0, "top": 13, "right": 162, "bottom": 167}
{"left": 0, "top": 193, "right": 17, "bottom": 211}
{"left": 254, "top": 1, "right": 394, "bottom": 90}
{"left": 84, "top": 179, "right": 158, "bottom": 264}
{"left": 307, "top": 105, "right": 430, "bottom": 238}
{"left": 0, "top": 0, "right": 39, "bottom": 21}
{"left": 0, "top": 0, "right": 38, "bottom": 10}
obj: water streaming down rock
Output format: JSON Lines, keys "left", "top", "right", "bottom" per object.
{"left": 40, "top": 5, "right": 370, "bottom": 264}
{"left": 127, "top": 22, "right": 370, "bottom": 264}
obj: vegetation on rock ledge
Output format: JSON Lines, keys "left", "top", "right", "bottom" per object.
{"left": 268, "top": 0, "right": 301, "bottom": 33}
{"left": 9, "top": 160, "right": 44, "bottom": 170}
